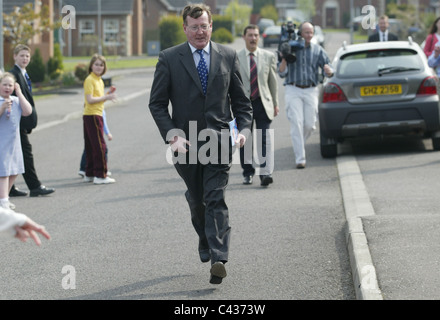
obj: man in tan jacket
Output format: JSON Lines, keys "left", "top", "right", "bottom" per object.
{"left": 237, "top": 24, "right": 279, "bottom": 186}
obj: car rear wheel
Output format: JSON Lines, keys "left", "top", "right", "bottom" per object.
{"left": 432, "top": 136, "right": 440, "bottom": 151}
{"left": 320, "top": 132, "right": 338, "bottom": 158}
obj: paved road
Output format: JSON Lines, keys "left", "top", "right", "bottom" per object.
{"left": 2, "top": 31, "right": 437, "bottom": 303}
{"left": 0, "top": 34, "right": 356, "bottom": 302}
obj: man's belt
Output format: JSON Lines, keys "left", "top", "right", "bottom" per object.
{"left": 288, "top": 83, "right": 316, "bottom": 89}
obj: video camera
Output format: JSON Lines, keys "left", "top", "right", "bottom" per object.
{"left": 277, "top": 21, "right": 305, "bottom": 63}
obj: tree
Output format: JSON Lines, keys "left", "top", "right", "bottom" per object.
{"left": 26, "top": 48, "right": 45, "bottom": 83}
{"left": 297, "top": 0, "right": 316, "bottom": 21}
{"left": 47, "top": 43, "right": 64, "bottom": 80}
{"left": 225, "top": 0, "right": 252, "bottom": 36}
{"left": 253, "top": 0, "right": 274, "bottom": 14}
{"left": 3, "top": 3, "right": 61, "bottom": 48}
{"left": 260, "top": 5, "right": 278, "bottom": 23}
{"left": 159, "top": 16, "right": 186, "bottom": 50}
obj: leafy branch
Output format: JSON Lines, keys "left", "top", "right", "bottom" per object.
{"left": 3, "top": 3, "right": 61, "bottom": 48}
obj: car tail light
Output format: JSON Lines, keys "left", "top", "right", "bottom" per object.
{"left": 417, "top": 76, "right": 437, "bottom": 95}
{"left": 322, "top": 83, "right": 347, "bottom": 103}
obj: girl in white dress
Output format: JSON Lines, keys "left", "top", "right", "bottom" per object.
{"left": 0, "top": 73, "right": 32, "bottom": 210}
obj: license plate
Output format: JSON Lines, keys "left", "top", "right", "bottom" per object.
{"left": 360, "top": 84, "right": 402, "bottom": 96}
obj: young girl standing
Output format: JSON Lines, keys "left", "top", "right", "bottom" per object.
{"left": 83, "top": 54, "right": 116, "bottom": 184}
{"left": 0, "top": 73, "right": 33, "bottom": 209}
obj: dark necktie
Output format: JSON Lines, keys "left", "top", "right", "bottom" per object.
{"left": 382, "top": 33, "right": 386, "bottom": 42}
{"left": 250, "top": 53, "right": 259, "bottom": 100}
{"left": 196, "top": 49, "right": 208, "bottom": 95}
{"left": 25, "top": 72, "right": 32, "bottom": 92}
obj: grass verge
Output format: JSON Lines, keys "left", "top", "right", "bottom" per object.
{"left": 63, "top": 56, "right": 159, "bottom": 72}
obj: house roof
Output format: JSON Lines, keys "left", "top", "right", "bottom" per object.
{"left": 159, "top": 0, "right": 254, "bottom": 12}
{"left": 61, "top": 0, "right": 134, "bottom": 15}
{"left": 216, "top": 0, "right": 252, "bottom": 7}
{"left": 4, "top": 0, "right": 35, "bottom": 14}
{"left": 159, "top": 0, "right": 200, "bottom": 12}
{"left": 275, "top": 0, "right": 295, "bottom": 9}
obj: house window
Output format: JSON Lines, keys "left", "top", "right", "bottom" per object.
{"left": 79, "top": 19, "right": 95, "bottom": 42}
{"left": 104, "top": 19, "right": 119, "bottom": 45}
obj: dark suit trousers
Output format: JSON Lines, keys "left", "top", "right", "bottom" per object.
{"left": 240, "top": 97, "right": 271, "bottom": 177}
{"left": 174, "top": 156, "right": 231, "bottom": 264}
{"left": 19, "top": 129, "right": 41, "bottom": 190}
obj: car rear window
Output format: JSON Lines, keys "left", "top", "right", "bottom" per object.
{"left": 338, "top": 49, "right": 423, "bottom": 78}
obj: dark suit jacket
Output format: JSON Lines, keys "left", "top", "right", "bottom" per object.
{"left": 10, "top": 65, "right": 37, "bottom": 133}
{"left": 149, "top": 41, "right": 252, "bottom": 150}
{"left": 368, "top": 32, "right": 399, "bottom": 42}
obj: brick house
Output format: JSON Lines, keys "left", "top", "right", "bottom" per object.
{"left": 275, "top": 0, "right": 435, "bottom": 28}
{"left": 56, "top": 0, "right": 143, "bottom": 57}
{"left": 144, "top": 0, "right": 220, "bottom": 32}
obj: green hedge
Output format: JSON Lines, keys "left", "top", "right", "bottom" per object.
{"left": 212, "top": 15, "right": 233, "bottom": 34}
{"left": 27, "top": 48, "right": 46, "bottom": 83}
{"left": 212, "top": 27, "right": 233, "bottom": 43}
{"left": 47, "top": 43, "right": 64, "bottom": 80}
{"left": 159, "top": 16, "right": 186, "bottom": 50}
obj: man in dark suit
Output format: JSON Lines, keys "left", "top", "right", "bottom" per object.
{"left": 368, "top": 15, "right": 399, "bottom": 42}
{"left": 149, "top": 3, "right": 252, "bottom": 284}
{"left": 9, "top": 44, "right": 55, "bottom": 198}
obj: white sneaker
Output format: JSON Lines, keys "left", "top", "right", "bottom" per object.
{"left": 107, "top": 171, "right": 112, "bottom": 176}
{"left": 84, "top": 176, "right": 94, "bottom": 182}
{"left": 78, "top": 170, "right": 85, "bottom": 177}
{"left": 93, "top": 177, "right": 115, "bottom": 184}
{"left": 9, "top": 201, "right": 15, "bottom": 210}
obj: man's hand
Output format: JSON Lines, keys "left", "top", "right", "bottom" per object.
{"left": 235, "top": 133, "right": 247, "bottom": 148}
{"left": 170, "top": 136, "right": 191, "bottom": 153}
{"left": 323, "top": 64, "right": 334, "bottom": 77}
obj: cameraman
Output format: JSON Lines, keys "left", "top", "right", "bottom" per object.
{"left": 278, "top": 22, "right": 333, "bottom": 169}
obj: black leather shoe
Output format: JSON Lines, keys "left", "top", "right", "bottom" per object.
{"left": 30, "top": 186, "right": 55, "bottom": 197}
{"left": 209, "top": 261, "right": 227, "bottom": 284}
{"left": 243, "top": 175, "right": 253, "bottom": 185}
{"left": 199, "top": 249, "right": 211, "bottom": 263}
{"left": 9, "top": 187, "right": 28, "bottom": 197}
{"left": 260, "top": 175, "right": 273, "bottom": 187}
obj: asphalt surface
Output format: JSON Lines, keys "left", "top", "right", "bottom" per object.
{"left": 3, "top": 67, "right": 355, "bottom": 301}
{"left": 3, "top": 32, "right": 439, "bottom": 301}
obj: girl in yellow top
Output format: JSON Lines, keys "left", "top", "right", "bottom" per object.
{"left": 83, "top": 54, "right": 116, "bottom": 184}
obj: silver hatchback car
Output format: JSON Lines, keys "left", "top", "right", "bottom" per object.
{"left": 318, "top": 39, "right": 440, "bottom": 158}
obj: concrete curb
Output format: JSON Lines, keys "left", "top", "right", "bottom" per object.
{"left": 337, "top": 155, "right": 383, "bottom": 300}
